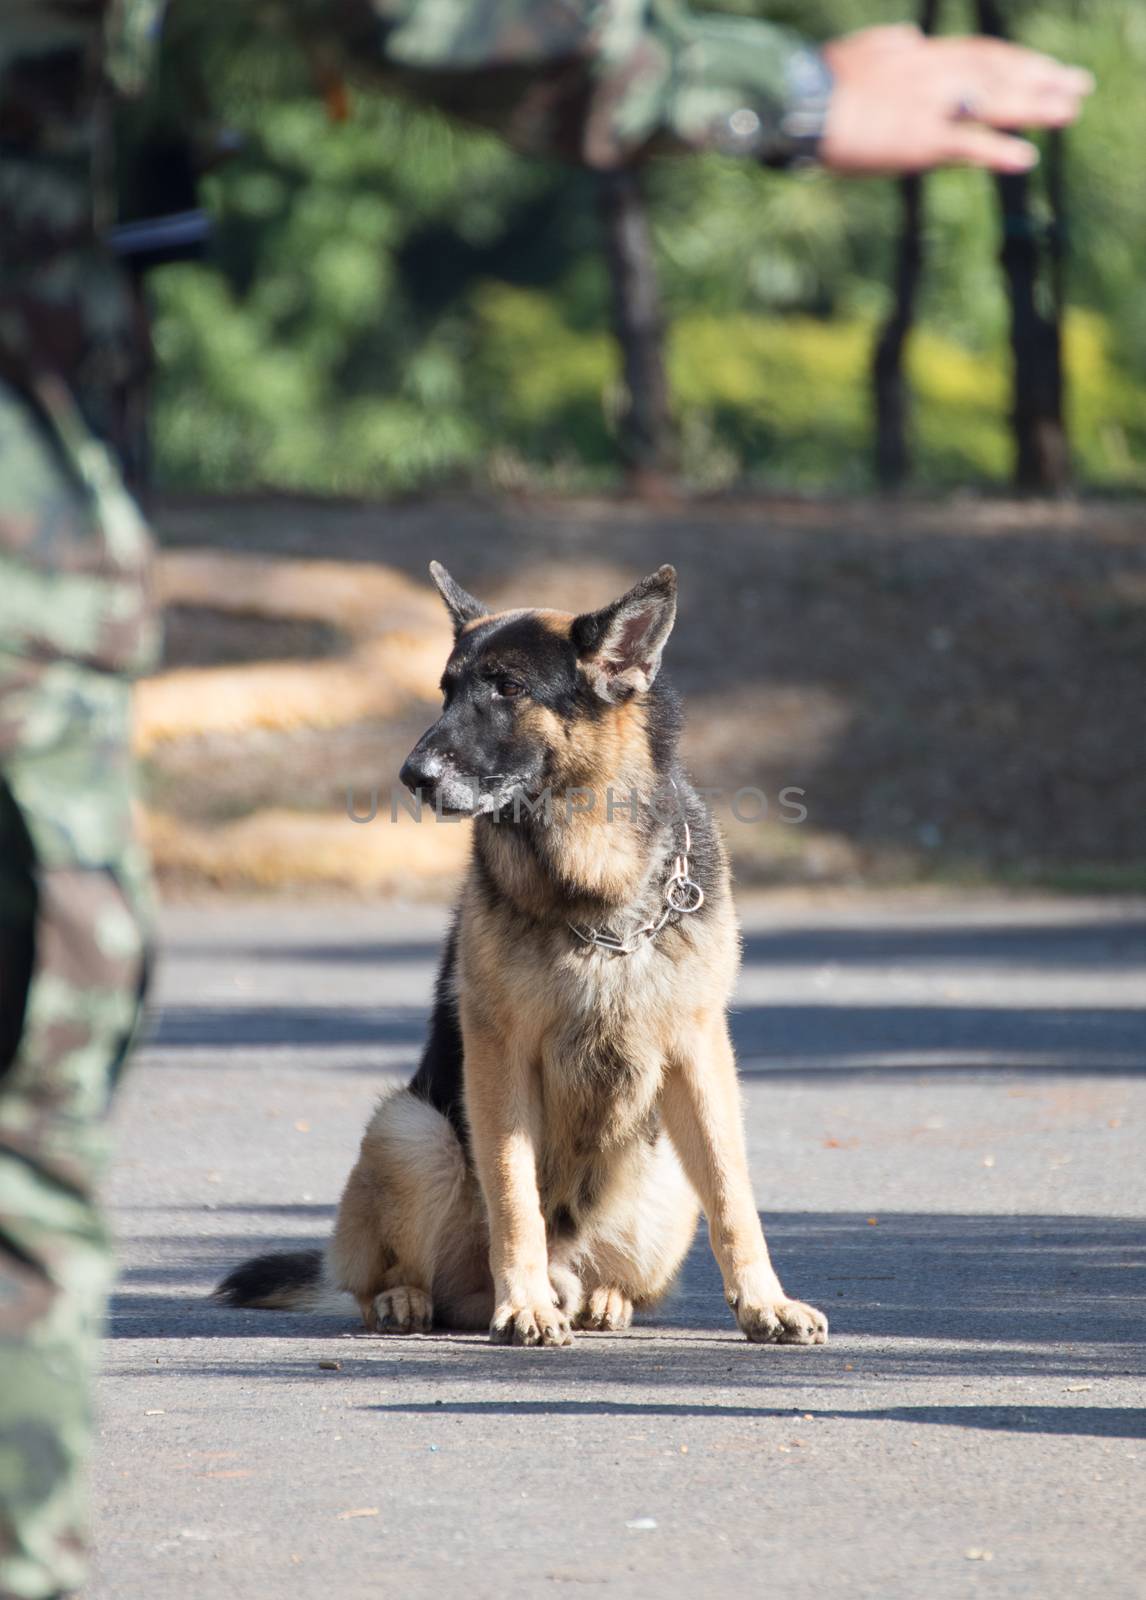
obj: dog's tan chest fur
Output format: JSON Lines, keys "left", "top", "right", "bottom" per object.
{"left": 459, "top": 893, "right": 717, "bottom": 1233}
{"left": 534, "top": 960, "right": 669, "bottom": 1228}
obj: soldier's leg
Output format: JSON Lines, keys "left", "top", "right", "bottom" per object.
{"left": 0, "top": 710, "right": 148, "bottom": 1600}
{"left": 0, "top": 0, "right": 156, "bottom": 1589}
{"left": 0, "top": 391, "right": 154, "bottom": 1598}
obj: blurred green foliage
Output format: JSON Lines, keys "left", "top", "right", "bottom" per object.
{"left": 141, "top": 1, "right": 1146, "bottom": 494}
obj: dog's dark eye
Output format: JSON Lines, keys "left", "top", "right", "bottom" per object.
{"left": 496, "top": 677, "right": 526, "bottom": 699}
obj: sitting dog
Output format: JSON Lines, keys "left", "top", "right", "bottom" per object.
{"left": 215, "top": 562, "right": 827, "bottom": 1348}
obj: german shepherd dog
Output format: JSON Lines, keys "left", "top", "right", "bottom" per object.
{"left": 215, "top": 563, "right": 827, "bottom": 1348}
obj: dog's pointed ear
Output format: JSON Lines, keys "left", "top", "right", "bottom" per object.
{"left": 429, "top": 560, "right": 489, "bottom": 636}
{"left": 571, "top": 565, "right": 677, "bottom": 700}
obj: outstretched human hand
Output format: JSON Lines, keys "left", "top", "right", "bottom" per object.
{"left": 819, "top": 24, "right": 1093, "bottom": 175}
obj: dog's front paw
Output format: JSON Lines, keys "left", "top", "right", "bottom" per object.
{"left": 370, "top": 1285, "right": 433, "bottom": 1334}
{"left": 548, "top": 1262, "right": 585, "bottom": 1320}
{"left": 734, "top": 1296, "right": 828, "bottom": 1346}
{"left": 490, "top": 1298, "right": 573, "bottom": 1348}
{"left": 574, "top": 1286, "right": 633, "bottom": 1332}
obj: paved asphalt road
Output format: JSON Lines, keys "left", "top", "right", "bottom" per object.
{"left": 93, "top": 895, "right": 1146, "bottom": 1599}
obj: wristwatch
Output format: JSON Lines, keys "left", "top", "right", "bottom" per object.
{"left": 712, "top": 46, "right": 835, "bottom": 170}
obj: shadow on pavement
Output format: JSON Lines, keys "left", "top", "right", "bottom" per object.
{"left": 148, "top": 1004, "right": 427, "bottom": 1051}
{"left": 143, "top": 1002, "right": 1146, "bottom": 1079}
{"left": 352, "top": 1398, "right": 1144, "bottom": 1438}
{"left": 105, "top": 1211, "right": 1146, "bottom": 1382}
{"left": 739, "top": 920, "right": 1146, "bottom": 972}
{"left": 732, "top": 1003, "right": 1146, "bottom": 1077}
{"left": 167, "top": 940, "right": 442, "bottom": 968}
{"left": 169, "top": 918, "right": 1146, "bottom": 974}
{"left": 161, "top": 919, "right": 1146, "bottom": 976}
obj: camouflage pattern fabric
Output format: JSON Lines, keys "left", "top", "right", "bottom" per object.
{"left": 0, "top": 391, "right": 154, "bottom": 1599}
{"left": 1, "top": 6, "right": 154, "bottom": 1595}
{"left": 298, "top": 0, "right": 832, "bottom": 167}
{"left": 0, "top": 2, "right": 826, "bottom": 1595}
{"left": 104, "top": 1, "right": 831, "bottom": 167}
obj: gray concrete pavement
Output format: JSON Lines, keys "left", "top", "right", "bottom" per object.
{"left": 93, "top": 895, "right": 1146, "bottom": 1598}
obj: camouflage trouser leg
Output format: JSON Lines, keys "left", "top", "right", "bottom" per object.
{"left": 0, "top": 383, "right": 155, "bottom": 1600}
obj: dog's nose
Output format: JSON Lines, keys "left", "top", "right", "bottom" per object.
{"left": 400, "top": 748, "right": 442, "bottom": 795}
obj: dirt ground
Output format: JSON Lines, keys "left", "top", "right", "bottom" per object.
{"left": 143, "top": 491, "right": 1146, "bottom": 895}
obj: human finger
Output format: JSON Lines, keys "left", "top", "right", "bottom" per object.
{"left": 946, "top": 37, "right": 1094, "bottom": 99}
{"left": 942, "top": 122, "right": 1041, "bottom": 173}
{"left": 962, "top": 81, "right": 1088, "bottom": 130}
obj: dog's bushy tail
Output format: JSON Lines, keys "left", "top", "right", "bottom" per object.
{"left": 212, "top": 1248, "right": 348, "bottom": 1313}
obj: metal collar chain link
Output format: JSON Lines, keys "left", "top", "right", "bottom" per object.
{"left": 568, "top": 803, "right": 705, "bottom": 958}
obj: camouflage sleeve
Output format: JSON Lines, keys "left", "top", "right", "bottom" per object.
{"left": 298, "top": 0, "right": 833, "bottom": 169}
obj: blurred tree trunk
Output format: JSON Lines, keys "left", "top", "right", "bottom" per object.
{"left": 872, "top": 0, "right": 940, "bottom": 489}
{"left": 598, "top": 167, "right": 675, "bottom": 495}
{"left": 977, "top": 0, "right": 1071, "bottom": 492}
{"left": 872, "top": 172, "right": 925, "bottom": 489}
